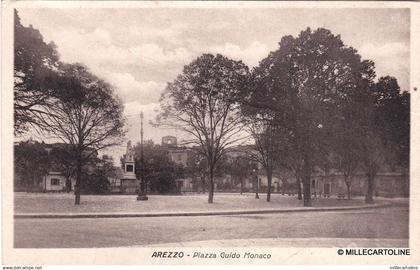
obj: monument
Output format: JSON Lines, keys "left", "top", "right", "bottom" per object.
{"left": 120, "top": 140, "right": 139, "bottom": 194}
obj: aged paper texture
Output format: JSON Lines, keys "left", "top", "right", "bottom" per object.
{"left": 2, "top": 0, "right": 420, "bottom": 265}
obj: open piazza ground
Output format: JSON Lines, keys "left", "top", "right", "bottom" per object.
{"left": 13, "top": 193, "right": 409, "bottom": 248}
{"left": 15, "top": 192, "right": 371, "bottom": 214}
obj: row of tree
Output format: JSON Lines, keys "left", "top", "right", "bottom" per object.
{"left": 14, "top": 11, "right": 125, "bottom": 204}
{"left": 156, "top": 28, "right": 410, "bottom": 206}
{"left": 15, "top": 10, "right": 409, "bottom": 205}
{"left": 14, "top": 140, "right": 116, "bottom": 194}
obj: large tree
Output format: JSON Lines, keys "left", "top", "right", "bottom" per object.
{"left": 14, "top": 10, "right": 61, "bottom": 135}
{"left": 244, "top": 120, "right": 280, "bottom": 201}
{"left": 246, "top": 28, "right": 375, "bottom": 206}
{"left": 39, "top": 64, "right": 125, "bottom": 204}
{"left": 331, "top": 89, "right": 367, "bottom": 199}
{"left": 373, "top": 76, "right": 410, "bottom": 168}
{"left": 240, "top": 72, "right": 283, "bottom": 201}
{"left": 156, "top": 54, "right": 249, "bottom": 203}
{"left": 361, "top": 76, "right": 409, "bottom": 203}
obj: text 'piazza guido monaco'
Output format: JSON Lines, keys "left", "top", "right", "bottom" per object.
{"left": 151, "top": 251, "right": 271, "bottom": 259}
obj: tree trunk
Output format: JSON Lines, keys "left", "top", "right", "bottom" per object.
{"left": 208, "top": 166, "right": 214, "bottom": 203}
{"left": 240, "top": 176, "right": 243, "bottom": 195}
{"left": 302, "top": 155, "right": 312, "bottom": 207}
{"left": 74, "top": 154, "right": 82, "bottom": 205}
{"left": 66, "top": 177, "right": 72, "bottom": 193}
{"left": 296, "top": 176, "right": 302, "bottom": 200}
{"left": 365, "top": 171, "right": 375, "bottom": 204}
{"left": 345, "top": 176, "right": 352, "bottom": 200}
{"left": 32, "top": 176, "right": 37, "bottom": 191}
{"left": 346, "top": 183, "right": 351, "bottom": 200}
{"left": 266, "top": 166, "right": 272, "bottom": 202}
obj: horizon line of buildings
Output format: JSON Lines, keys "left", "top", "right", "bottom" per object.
{"left": 14, "top": 136, "right": 409, "bottom": 198}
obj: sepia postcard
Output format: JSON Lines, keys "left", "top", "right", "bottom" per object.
{"left": 1, "top": 0, "right": 420, "bottom": 266}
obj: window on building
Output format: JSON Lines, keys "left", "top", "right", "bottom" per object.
{"left": 311, "top": 179, "right": 316, "bottom": 189}
{"left": 126, "top": 164, "right": 134, "bottom": 172}
{"left": 51, "top": 178, "right": 60, "bottom": 186}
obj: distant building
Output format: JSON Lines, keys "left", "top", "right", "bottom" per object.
{"left": 13, "top": 139, "right": 124, "bottom": 193}
{"left": 310, "top": 168, "right": 409, "bottom": 198}
{"left": 161, "top": 135, "right": 190, "bottom": 167}
{"left": 42, "top": 172, "right": 75, "bottom": 192}
{"left": 167, "top": 148, "right": 190, "bottom": 167}
{"left": 41, "top": 143, "right": 97, "bottom": 192}
{"left": 162, "top": 136, "right": 177, "bottom": 147}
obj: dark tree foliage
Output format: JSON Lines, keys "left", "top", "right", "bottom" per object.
{"left": 14, "top": 140, "right": 101, "bottom": 193}
{"left": 240, "top": 89, "right": 282, "bottom": 201}
{"left": 244, "top": 28, "right": 375, "bottom": 206}
{"left": 330, "top": 82, "right": 369, "bottom": 200}
{"left": 80, "top": 155, "right": 115, "bottom": 195}
{"left": 14, "top": 141, "right": 50, "bottom": 191}
{"left": 226, "top": 155, "right": 252, "bottom": 194}
{"left": 14, "top": 10, "right": 61, "bottom": 135}
{"left": 185, "top": 152, "right": 208, "bottom": 193}
{"left": 373, "top": 76, "right": 410, "bottom": 168}
{"left": 80, "top": 173, "right": 110, "bottom": 195}
{"left": 132, "top": 141, "right": 184, "bottom": 194}
{"left": 49, "top": 144, "right": 77, "bottom": 192}
{"left": 359, "top": 76, "right": 410, "bottom": 203}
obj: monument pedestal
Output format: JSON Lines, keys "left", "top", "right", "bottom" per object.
{"left": 120, "top": 141, "right": 138, "bottom": 194}
{"left": 120, "top": 178, "right": 139, "bottom": 194}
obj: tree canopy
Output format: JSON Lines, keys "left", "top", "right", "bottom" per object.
{"left": 14, "top": 10, "right": 61, "bottom": 135}
{"left": 244, "top": 28, "right": 377, "bottom": 206}
{"left": 37, "top": 63, "right": 126, "bottom": 204}
{"left": 156, "top": 53, "right": 249, "bottom": 203}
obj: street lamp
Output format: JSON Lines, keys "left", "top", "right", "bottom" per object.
{"left": 137, "top": 111, "right": 148, "bottom": 201}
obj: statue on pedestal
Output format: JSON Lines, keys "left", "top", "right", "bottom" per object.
{"left": 120, "top": 140, "right": 138, "bottom": 194}
{"left": 125, "top": 140, "right": 135, "bottom": 163}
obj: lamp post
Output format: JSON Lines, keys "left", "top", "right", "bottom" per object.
{"left": 137, "top": 111, "right": 148, "bottom": 201}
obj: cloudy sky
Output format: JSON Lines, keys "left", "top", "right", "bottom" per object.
{"left": 17, "top": 7, "right": 410, "bottom": 162}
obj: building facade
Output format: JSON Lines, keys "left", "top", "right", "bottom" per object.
{"left": 42, "top": 172, "right": 75, "bottom": 192}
